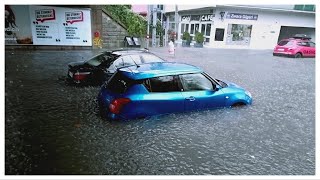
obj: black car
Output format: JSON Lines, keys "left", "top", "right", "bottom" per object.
{"left": 67, "top": 48, "right": 166, "bottom": 85}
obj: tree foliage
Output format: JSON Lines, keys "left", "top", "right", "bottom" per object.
{"left": 194, "top": 32, "right": 204, "bottom": 43}
{"left": 104, "top": 5, "right": 147, "bottom": 37}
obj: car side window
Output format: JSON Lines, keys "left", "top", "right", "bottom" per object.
{"left": 180, "top": 73, "right": 215, "bottom": 91}
{"left": 297, "top": 42, "right": 309, "bottom": 47}
{"left": 309, "top": 42, "right": 315, "bottom": 47}
{"left": 144, "top": 75, "right": 180, "bottom": 92}
{"left": 112, "top": 55, "right": 136, "bottom": 68}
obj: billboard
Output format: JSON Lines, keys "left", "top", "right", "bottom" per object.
{"left": 5, "top": 5, "right": 92, "bottom": 46}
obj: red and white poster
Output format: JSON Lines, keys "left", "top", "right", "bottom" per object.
{"left": 29, "top": 5, "right": 92, "bottom": 46}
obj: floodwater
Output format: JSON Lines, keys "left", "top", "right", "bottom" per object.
{"left": 5, "top": 48, "right": 315, "bottom": 175}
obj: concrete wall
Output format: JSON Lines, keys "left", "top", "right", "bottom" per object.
{"left": 101, "top": 12, "right": 128, "bottom": 49}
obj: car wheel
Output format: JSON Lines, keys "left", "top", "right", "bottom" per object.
{"left": 231, "top": 102, "right": 245, "bottom": 108}
{"left": 294, "top": 53, "right": 302, "bottom": 58}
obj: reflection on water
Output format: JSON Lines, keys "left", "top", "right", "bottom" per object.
{"left": 5, "top": 49, "right": 315, "bottom": 175}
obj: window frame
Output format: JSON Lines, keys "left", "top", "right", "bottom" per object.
{"left": 178, "top": 73, "right": 217, "bottom": 92}
{"left": 143, "top": 75, "right": 182, "bottom": 93}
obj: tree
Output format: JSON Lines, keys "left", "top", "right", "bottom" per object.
{"left": 104, "top": 5, "right": 147, "bottom": 37}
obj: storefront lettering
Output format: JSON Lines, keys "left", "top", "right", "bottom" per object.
{"left": 182, "top": 14, "right": 214, "bottom": 22}
{"left": 201, "top": 14, "right": 214, "bottom": 21}
{"left": 181, "top": 16, "right": 191, "bottom": 22}
{"left": 226, "top": 13, "right": 258, "bottom": 20}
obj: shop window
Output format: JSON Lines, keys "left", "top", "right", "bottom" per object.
{"left": 195, "top": 24, "right": 199, "bottom": 32}
{"left": 215, "top": 28, "right": 225, "bottom": 41}
{"left": 169, "top": 23, "right": 175, "bottom": 30}
{"left": 294, "top": 4, "right": 315, "bottom": 11}
{"left": 206, "top": 24, "right": 211, "bottom": 36}
{"left": 304, "top": 5, "right": 315, "bottom": 11}
{"left": 226, "top": 24, "right": 252, "bottom": 45}
{"left": 186, "top": 24, "right": 189, "bottom": 32}
{"left": 294, "top": 5, "right": 304, "bottom": 10}
{"left": 201, "top": 24, "right": 205, "bottom": 34}
{"left": 181, "top": 24, "right": 185, "bottom": 34}
{"left": 191, "top": 24, "right": 195, "bottom": 34}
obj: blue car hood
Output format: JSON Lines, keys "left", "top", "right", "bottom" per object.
{"left": 222, "top": 80, "right": 244, "bottom": 90}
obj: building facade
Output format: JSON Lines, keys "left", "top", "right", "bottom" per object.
{"left": 164, "top": 5, "right": 315, "bottom": 49}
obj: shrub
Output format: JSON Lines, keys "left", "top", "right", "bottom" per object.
{"left": 194, "top": 32, "right": 204, "bottom": 43}
{"left": 182, "top": 31, "right": 191, "bottom": 42}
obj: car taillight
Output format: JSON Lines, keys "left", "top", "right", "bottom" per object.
{"left": 73, "top": 72, "right": 90, "bottom": 81}
{"left": 109, "top": 98, "right": 131, "bottom": 114}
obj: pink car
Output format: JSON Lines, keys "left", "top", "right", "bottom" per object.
{"left": 273, "top": 35, "right": 315, "bottom": 58}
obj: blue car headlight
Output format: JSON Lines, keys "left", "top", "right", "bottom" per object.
{"left": 245, "top": 90, "right": 252, "bottom": 99}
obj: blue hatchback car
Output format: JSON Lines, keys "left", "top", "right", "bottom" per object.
{"left": 98, "top": 62, "right": 252, "bottom": 120}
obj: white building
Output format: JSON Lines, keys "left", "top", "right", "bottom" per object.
{"left": 164, "top": 5, "right": 315, "bottom": 49}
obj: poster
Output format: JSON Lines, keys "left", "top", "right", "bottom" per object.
{"left": 5, "top": 5, "right": 33, "bottom": 45}
{"left": 5, "top": 5, "right": 92, "bottom": 46}
{"left": 29, "top": 5, "right": 92, "bottom": 46}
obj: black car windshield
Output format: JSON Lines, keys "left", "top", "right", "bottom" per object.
{"left": 86, "top": 54, "right": 107, "bottom": 66}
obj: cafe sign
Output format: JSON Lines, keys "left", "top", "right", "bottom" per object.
{"left": 181, "top": 14, "right": 214, "bottom": 22}
{"left": 226, "top": 13, "right": 258, "bottom": 20}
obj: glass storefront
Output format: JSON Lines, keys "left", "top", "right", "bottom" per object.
{"left": 180, "top": 21, "right": 212, "bottom": 42}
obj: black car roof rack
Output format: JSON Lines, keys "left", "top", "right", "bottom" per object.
{"left": 292, "top": 34, "right": 312, "bottom": 40}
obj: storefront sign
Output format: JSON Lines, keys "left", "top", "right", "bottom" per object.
{"left": 200, "top": 14, "right": 214, "bottom": 21}
{"left": 182, "top": 14, "right": 214, "bottom": 22}
{"left": 191, "top": 15, "right": 200, "bottom": 21}
{"left": 181, "top": 15, "right": 190, "bottom": 22}
{"left": 226, "top": 13, "right": 258, "bottom": 20}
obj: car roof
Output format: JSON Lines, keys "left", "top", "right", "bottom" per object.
{"left": 118, "top": 62, "right": 203, "bottom": 80}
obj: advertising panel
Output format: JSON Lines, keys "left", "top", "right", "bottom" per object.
{"left": 5, "top": 5, "right": 33, "bottom": 45}
{"left": 5, "top": 5, "right": 92, "bottom": 46}
{"left": 29, "top": 5, "right": 92, "bottom": 46}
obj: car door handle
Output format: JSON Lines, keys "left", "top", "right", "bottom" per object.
{"left": 185, "top": 96, "right": 195, "bottom": 101}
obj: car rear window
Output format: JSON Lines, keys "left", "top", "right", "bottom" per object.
{"left": 105, "top": 72, "right": 135, "bottom": 93}
{"left": 277, "top": 40, "right": 294, "bottom": 46}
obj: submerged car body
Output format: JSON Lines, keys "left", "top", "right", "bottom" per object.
{"left": 67, "top": 48, "right": 165, "bottom": 85}
{"left": 273, "top": 34, "right": 315, "bottom": 58}
{"left": 98, "top": 62, "right": 252, "bottom": 120}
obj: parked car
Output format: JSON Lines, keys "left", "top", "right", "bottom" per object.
{"left": 98, "top": 62, "right": 252, "bottom": 120}
{"left": 273, "top": 34, "right": 315, "bottom": 58}
{"left": 67, "top": 48, "right": 165, "bottom": 85}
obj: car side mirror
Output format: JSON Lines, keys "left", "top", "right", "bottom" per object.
{"left": 214, "top": 85, "right": 221, "bottom": 91}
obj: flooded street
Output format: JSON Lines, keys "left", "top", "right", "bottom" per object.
{"left": 5, "top": 48, "right": 315, "bottom": 175}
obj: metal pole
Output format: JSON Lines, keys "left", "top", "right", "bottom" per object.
{"left": 152, "top": 5, "right": 157, "bottom": 47}
{"left": 175, "top": 5, "right": 178, "bottom": 41}
{"left": 160, "top": 10, "right": 163, "bottom": 47}
{"left": 165, "top": 16, "right": 169, "bottom": 46}
{"left": 146, "top": 5, "right": 150, "bottom": 49}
